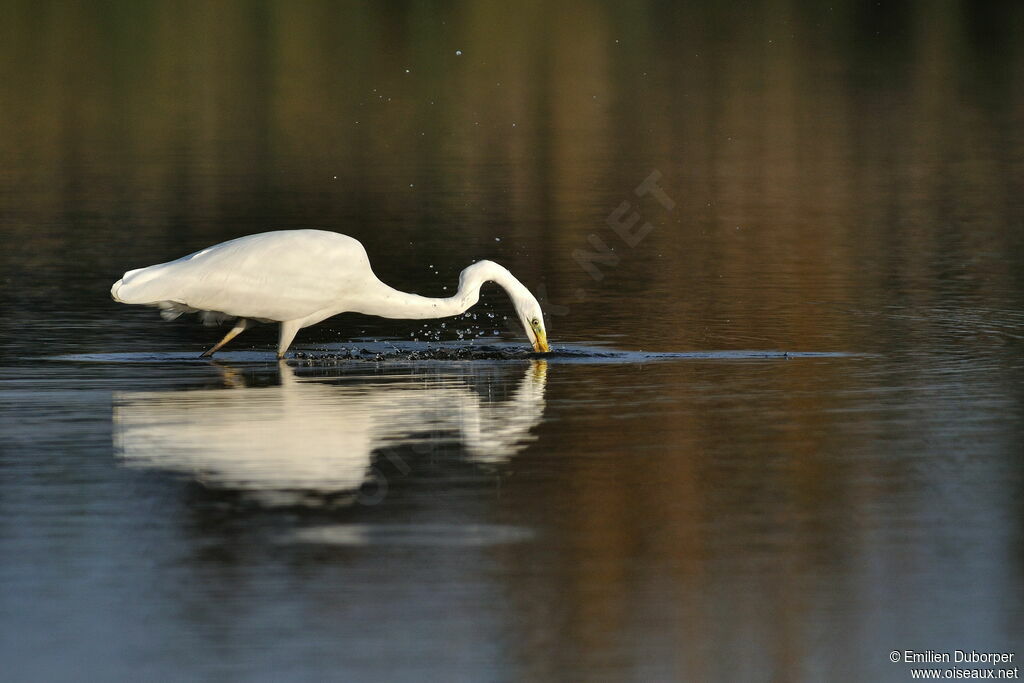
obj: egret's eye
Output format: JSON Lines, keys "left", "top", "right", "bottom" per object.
{"left": 531, "top": 318, "right": 540, "bottom": 327}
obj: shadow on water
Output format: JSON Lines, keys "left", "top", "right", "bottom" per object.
{"left": 112, "top": 360, "right": 548, "bottom": 513}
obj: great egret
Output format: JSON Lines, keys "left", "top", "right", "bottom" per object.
{"left": 110, "top": 230, "right": 550, "bottom": 358}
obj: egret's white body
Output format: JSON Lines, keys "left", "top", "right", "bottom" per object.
{"left": 111, "top": 230, "right": 549, "bottom": 357}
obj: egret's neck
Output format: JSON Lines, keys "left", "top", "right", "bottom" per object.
{"left": 354, "top": 261, "right": 530, "bottom": 320}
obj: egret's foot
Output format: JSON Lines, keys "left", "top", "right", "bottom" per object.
{"left": 201, "top": 319, "right": 252, "bottom": 359}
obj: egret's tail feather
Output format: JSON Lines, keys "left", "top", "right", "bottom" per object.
{"left": 110, "top": 267, "right": 165, "bottom": 304}
{"left": 113, "top": 267, "right": 235, "bottom": 326}
{"left": 110, "top": 279, "right": 126, "bottom": 303}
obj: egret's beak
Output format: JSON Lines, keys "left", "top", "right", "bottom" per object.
{"left": 532, "top": 329, "right": 550, "bottom": 353}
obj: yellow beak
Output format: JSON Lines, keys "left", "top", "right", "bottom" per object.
{"left": 532, "top": 329, "right": 550, "bottom": 353}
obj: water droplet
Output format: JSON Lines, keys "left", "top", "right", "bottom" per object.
{"left": 455, "top": 50, "right": 462, "bottom": 56}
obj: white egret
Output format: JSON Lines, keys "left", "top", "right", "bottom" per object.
{"left": 111, "top": 230, "right": 550, "bottom": 358}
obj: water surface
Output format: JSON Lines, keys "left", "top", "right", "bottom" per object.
{"left": 1, "top": 2, "right": 1023, "bottom": 681}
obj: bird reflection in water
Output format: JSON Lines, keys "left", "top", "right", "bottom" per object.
{"left": 112, "top": 360, "right": 547, "bottom": 505}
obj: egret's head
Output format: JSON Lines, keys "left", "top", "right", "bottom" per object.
{"left": 464, "top": 259, "right": 550, "bottom": 353}
{"left": 515, "top": 296, "right": 549, "bottom": 353}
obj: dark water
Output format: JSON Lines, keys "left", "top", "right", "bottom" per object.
{"left": 2, "top": 2, "right": 1023, "bottom": 681}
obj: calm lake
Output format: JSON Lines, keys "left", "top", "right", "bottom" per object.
{"left": 1, "top": 2, "right": 1022, "bottom": 681}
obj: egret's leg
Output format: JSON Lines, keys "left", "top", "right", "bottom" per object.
{"left": 201, "top": 319, "right": 252, "bottom": 357}
{"left": 277, "top": 320, "right": 302, "bottom": 359}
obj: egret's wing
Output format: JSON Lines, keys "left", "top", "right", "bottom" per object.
{"left": 112, "top": 230, "right": 371, "bottom": 322}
